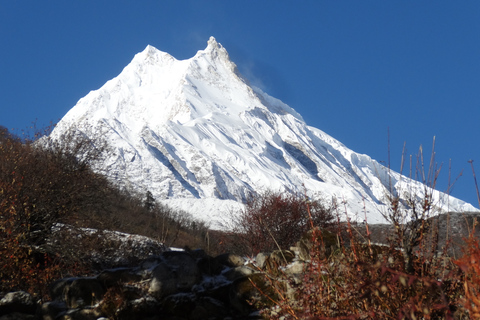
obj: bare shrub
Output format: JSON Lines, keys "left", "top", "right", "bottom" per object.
{"left": 0, "top": 125, "right": 212, "bottom": 295}
{"left": 0, "top": 125, "right": 113, "bottom": 245}
{"left": 0, "top": 176, "right": 66, "bottom": 297}
{"left": 0, "top": 126, "right": 112, "bottom": 295}
{"left": 454, "top": 165, "right": 480, "bottom": 318}
{"left": 255, "top": 140, "right": 473, "bottom": 319}
{"left": 381, "top": 138, "right": 454, "bottom": 274}
{"left": 455, "top": 229, "right": 480, "bottom": 318}
{"left": 233, "top": 190, "right": 334, "bottom": 255}
{"left": 258, "top": 218, "right": 464, "bottom": 319}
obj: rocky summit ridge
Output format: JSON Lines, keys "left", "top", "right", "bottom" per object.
{"left": 50, "top": 37, "right": 477, "bottom": 228}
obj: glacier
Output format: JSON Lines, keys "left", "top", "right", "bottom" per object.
{"left": 50, "top": 37, "right": 478, "bottom": 229}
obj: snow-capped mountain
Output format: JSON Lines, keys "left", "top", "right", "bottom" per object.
{"left": 50, "top": 37, "right": 477, "bottom": 228}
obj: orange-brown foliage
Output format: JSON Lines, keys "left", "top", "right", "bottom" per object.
{"left": 235, "top": 190, "right": 335, "bottom": 254}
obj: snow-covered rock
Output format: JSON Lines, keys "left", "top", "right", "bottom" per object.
{"left": 50, "top": 37, "right": 478, "bottom": 228}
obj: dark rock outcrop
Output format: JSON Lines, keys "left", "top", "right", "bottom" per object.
{"left": 23, "top": 249, "right": 289, "bottom": 319}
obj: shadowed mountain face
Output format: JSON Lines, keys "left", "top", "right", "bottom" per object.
{"left": 50, "top": 37, "right": 478, "bottom": 228}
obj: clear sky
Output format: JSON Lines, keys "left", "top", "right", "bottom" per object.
{"left": 1, "top": 1, "right": 479, "bottom": 208}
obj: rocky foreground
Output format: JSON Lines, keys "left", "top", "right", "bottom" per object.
{"left": 0, "top": 244, "right": 312, "bottom": 320}
{"left": 2, "top": 212, "right": 479, "bottom": 320}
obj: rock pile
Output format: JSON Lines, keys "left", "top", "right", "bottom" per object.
{"left": 0, "top": 247, "right": 308, "bottom": 320}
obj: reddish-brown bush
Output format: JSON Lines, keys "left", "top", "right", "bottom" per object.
{"left": 234, "top": 190, "right": 335, "bottom": 254}
{"left": 0, "top": 174, "right": 67, "bottom": 297}
{"left": 0, "top": 127, "right": 104, "bottom": 295}
{"left": 252, "top": 141, "right": 480, "bottom": 318}
{"left": 258, "top": 221, "right": 466, "bottom": 320}
{"left": 0, "top": 126, "right": 213, "bottom": 296}
{"left": 455, "top": 230, "right": 480, "bottom": 318}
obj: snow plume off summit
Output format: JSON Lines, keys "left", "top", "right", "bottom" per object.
{"left": 50, "top": 37, "right": 477, "bottom": 229}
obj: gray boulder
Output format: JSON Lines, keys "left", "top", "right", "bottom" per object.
{"left": 0, "top": 291, "right": 36, "bottom": 316}
{"left": 148, "top": 262, "right": 178, "bottom": 300}
{"left": 162, "top": 251, "right": 201, "bottom": 291}
{"left": 229, "top": 274, "right": 272, "bottom": 316}
{"left": 149, "top": 251, "right": 201, "bottom": 300}
{"left": 255, "top": 252, "right": 269, "bottom": 269}
{"left": 283, "top": 260, "right": 306, "bottom": 284}
{"left": 49, "top": 277, "right": 77, "bottom": 301}
{"left": 40, "top": 301, "right": 67, "bottom": 320}
{"left": 223, "top": 265, "right": 257, "bottom": 281}
{"left": 214, "top": 253, "right": 245, "bottom": 268}
{"left": 297, "top": 228, "right": 340, "bottom": 261}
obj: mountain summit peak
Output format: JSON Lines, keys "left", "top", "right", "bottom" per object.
{"left": 207, "top": 36, "right": 220, "bottom": 49}
{"left": 193, "top": 36, "right": 233, "bottom": 67}
{"left": 205, "top": 36, "right": 225, "bottom": 56}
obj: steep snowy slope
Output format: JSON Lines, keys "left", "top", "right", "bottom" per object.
{"left": 51, "top": 37, "right": 477, "bottom": 228}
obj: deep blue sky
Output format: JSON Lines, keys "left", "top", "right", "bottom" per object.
{"left": 1, "top": 1, "right": 479, "bottom": 208}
